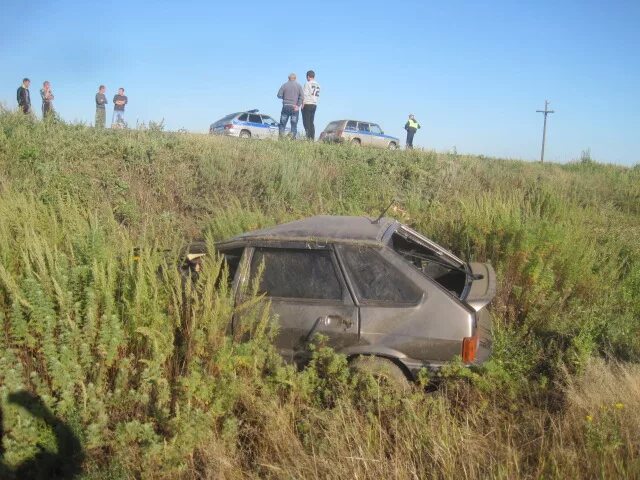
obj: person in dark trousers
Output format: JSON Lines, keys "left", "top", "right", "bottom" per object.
{"left": 277, "top": 73, "right": 304, "bottom": 139}
{"left": 17, "top": 78, "right": 31, "bottom": 114}
{"left": 95, "top": 85, "right": 108, "bottom": 128}
{"left": 40, "top": 81, "right": 54, "bottom": 118}
{"left": 404, "top": 114, "right": 421, "bottom": 149}
{"left": 302, "top": 70, "right": 320, "bottom": 140}
{"left": 112, "top": 87, "right": 128, "bottom": 128}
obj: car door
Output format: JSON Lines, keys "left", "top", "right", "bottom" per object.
{"left": 247, "top": 113, "right": 265, "bottom": 138}
{"left": 244, "top": 245, "right": 359, "bottom": 364}
{"left": 357, "top": 122, "right": 372, "bottom": 145}
{"left": 261, "top": 115, "right": 280, "bottom": 139}
{"left": 368, "top": 124, "right": 386, "bottom": 148}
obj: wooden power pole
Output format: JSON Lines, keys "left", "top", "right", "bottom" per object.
{"left": 536, "top": 100, "right": 555, "bottom": 163}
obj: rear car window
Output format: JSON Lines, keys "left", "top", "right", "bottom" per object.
{"left": 248, "top": 114, "right": 261, "bottom": 123}
{"left": 238, "top": 113, "right": 249, "bottom": 121}
{"left": 346, "top": 121, "right": 358, "bottom": 129}
{"left": 216, "top": 113, "right": 238, "bottom": 124}
{"left": 358, "top": 123, "right": 370, "bottom": 132}
{"left": 340, "top": 246, "right": 422, "bottom": 304}
{"left": 324, "top": 121, "right": 342, "bottom": 132}
{"left": 251, "top": 248, "right": 343, "bottom": 300}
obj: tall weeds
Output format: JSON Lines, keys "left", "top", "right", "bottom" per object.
{"left": 0, "top": 110, "right": 639, "bottom": 478}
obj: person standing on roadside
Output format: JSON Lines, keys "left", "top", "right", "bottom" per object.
{"left": 40, "top": 81, "right": 54, "bottom": 118}
{"left": 17, "top": 78, "right": 31, "bottom": 114}
{"left": 404, "top": 114, "right": 421, "bottom": 149}
{"left": 112, "top": 87, "right": 128, "bottom": 128}
{"left": 302, "top": 70, "right": 320, "bottom": 140}
{"left": 277, "top": 73, "right": 304, "bottom": 139}
{"left": 95, "top": 85, "right": 108, "bottom": 128}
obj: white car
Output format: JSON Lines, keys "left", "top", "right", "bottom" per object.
{"left": 209, "top": 109, "right": 288, "bottom": 139}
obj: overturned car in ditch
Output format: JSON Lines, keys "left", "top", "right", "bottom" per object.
{"left": 184, "top": 216, "right": 495, "bottom": 384}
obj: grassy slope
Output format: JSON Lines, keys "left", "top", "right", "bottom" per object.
{"left": 0, "top": 111, "right": 639, "bottom": 478}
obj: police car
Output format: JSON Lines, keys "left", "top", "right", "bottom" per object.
{"left": 209, "top": 110, "right": 288, "bottom": 139}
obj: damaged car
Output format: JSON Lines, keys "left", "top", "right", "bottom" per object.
{"left": 184, "top": 215, "right": 495, "bottom": 386}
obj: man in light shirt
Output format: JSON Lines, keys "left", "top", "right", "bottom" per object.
{"left": 302, "top": 70, "right": 320, "bottom": 140}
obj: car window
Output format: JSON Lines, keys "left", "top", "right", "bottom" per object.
{"left": 340, "top": 246, "right": 422, "bottom": 304}
{"left": 251, "top": 248, "right": 343, "bottom": 300}
{"left": 369, "top": 124, "right": 382, "bottom": 135}
{"left": 248, "top": 114, "right": 261, "bottom": 123}
{"left": 262, "top": 115, "right": 277, "bottom": 126}
{"left": 391, "top": 230, "right": 466, "bottom": 298}
{"left": 346, "top": 121, "right": 358, "bottom": 130}
{"left": 216, "top": 113, "right": 239, "bottom": 125}
{"left": 218, "top": 248, "right": 244, "bottom": 288}
{"left": 238, "top": 113, "right": 249, "bottom": 121}
{"left": 324, "top": 121, "right": 342, "bottom": 132}
{"left": 358, "top": 122, "right": 370, "bottom": 132}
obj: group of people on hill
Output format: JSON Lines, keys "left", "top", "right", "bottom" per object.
{"left": 94, "top": 86, "right": 128, "bottom": 128}
{"left": 276, "top": 70, "right": 420, "bottom": 148}
{"left": 16, "top": 72, "right": 420, "bottom": 147}
{"left": 15, "top": 78, "right": 128, "bottom": 129}
{"left": 276, "top": 70, "right": 320, "bottom": 140}
{"left": 17, "top": 78, "right": 54, "bottom": 118}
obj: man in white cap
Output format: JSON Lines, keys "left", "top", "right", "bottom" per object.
{"left": 404, "top": 114, "right": 421, "bottom": 149}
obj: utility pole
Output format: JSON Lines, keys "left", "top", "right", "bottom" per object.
{"left": 536, "top": 100, "right": 555, "bottom": 163}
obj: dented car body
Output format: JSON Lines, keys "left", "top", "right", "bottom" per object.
{"left": 186, "top": 216, "right": 495, "bottom": 381}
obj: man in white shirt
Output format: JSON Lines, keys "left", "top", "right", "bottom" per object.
{"left": 302, "top": 70, "right": 320, "bottom": 140}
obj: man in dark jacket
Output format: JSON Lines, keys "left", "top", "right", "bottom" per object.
{"left": 276, "top": 73, "right": 304, "bottom": 139}
{"left": 404, "top": 114, "right": 421, "bottom": 149}
{"left": 95, "top": 85, "right": 108, "bottom": 128}
{"left": 17, "top": 78, "right": 31, "bottom": 114}
{"left": 112, "top": 87, "right": 128, "bottom": 128}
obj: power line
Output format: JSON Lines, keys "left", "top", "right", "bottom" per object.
{"left": 536, "top": 100, "right": 555, "bottom": 163}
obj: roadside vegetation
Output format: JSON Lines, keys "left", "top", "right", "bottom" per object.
{"left": 0, "top": 110, "right": 639, "bottom": 479}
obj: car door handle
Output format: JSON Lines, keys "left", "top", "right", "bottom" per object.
{"left": 319, "top": 315, "right": 352, "bottom": 329}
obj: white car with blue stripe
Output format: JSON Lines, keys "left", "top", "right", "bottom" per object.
{"left": 209, "top": 109, "right": 288, "bottom": 139}
{"left": 319, "top": 120, "right": 399, "bottom": 149}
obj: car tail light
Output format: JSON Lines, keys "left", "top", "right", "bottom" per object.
{"left": 462, "top": 335, "right": 479, "bottom": 363}
{"left": 224, "top": 124, "right": 233, "bottom": 130}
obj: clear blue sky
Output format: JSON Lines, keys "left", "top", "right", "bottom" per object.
{"left": 1, "top": 0, "right": 638, "bottom": 165}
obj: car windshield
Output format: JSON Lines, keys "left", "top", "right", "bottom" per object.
{"left": 324, "top": 121, "right": 342, "bottom": 132}
{"left": 390, "top": 226, "right": 468, "bottom": 298}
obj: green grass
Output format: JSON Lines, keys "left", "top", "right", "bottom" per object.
{"left": 0, "top": 110, "right": 639, "bottom": 479}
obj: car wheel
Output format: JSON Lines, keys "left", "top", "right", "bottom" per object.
{"left": 351, "top": 138, "right": 361, "bottom": 146}
{"left": 239, "top": 130, "right": 251, "bottom": 139}
{"left": 388, "top": 142, "right": 398, "bottom": 150}
{"left": 349, "top": 356, "right": 410, "bottom": 392}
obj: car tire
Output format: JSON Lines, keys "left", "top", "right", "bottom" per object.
{"left": 349, "top": 356, "right": 410, "bottom": 392}
{"left": 351, "top": 138, "right": 361, "bottom": 146}
{"left": 388, "top": 142, "right": 398, "bottom": 150}
{"left": 239, "top": 130, "right": 251, "bottom": 139}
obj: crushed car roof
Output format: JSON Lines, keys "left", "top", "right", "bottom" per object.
{"left": 222, "top": 215, "right": 399, "bottom": 244}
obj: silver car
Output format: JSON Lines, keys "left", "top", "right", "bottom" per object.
{"left": 209, "top": 109, "right": 286, "bottom": 139}
{"left": 183, "top": 215, "right": 495, "bottom": 385}
{"left": 319, "top": 120, "right": 400, "bottom": 149}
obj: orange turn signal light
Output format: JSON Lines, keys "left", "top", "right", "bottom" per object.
{"left": 462, "top": 335, "right": 479, "bottom": 364}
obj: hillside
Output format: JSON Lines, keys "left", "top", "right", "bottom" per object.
{"left": 0, "top": 111, "right": 639, "bottom": 479}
